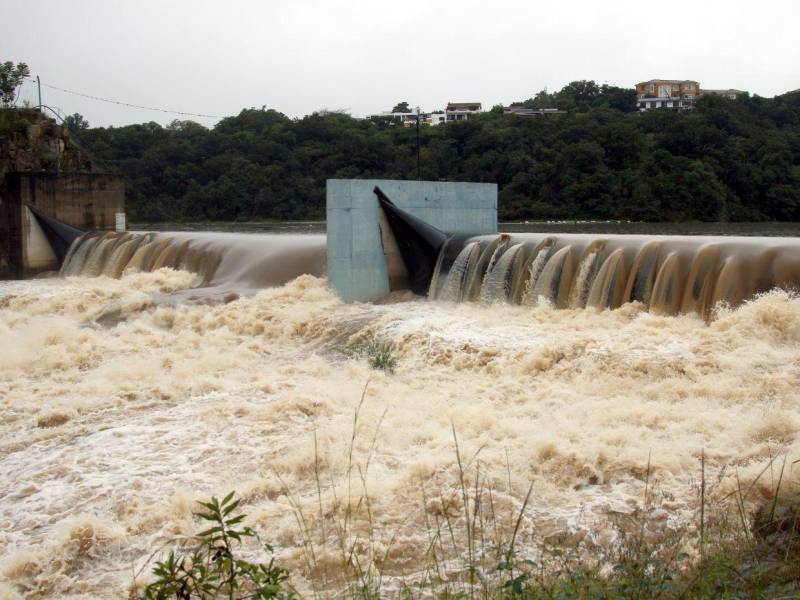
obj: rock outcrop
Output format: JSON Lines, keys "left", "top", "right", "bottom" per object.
{"left": 0, "top": 108, "right": 92, "bottom": 178}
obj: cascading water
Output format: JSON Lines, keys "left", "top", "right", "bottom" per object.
{"left": 59, "top": 230, "right": 327, "bottom": 297}
{"left": 520, "top": 239, "right": 555, "bottom": 305}
{"left": 57, "top": 224, "right": 800, "bottom": 318}
{"left": 479, "top": 243, "right": 526, "bottom": 304}
{"left": 435, "top": 241, "right": 482, "bottom": 302}
{"left": 430, "top": 233, "right": 800, "bottom": 316}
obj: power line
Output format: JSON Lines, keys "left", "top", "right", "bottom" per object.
{"left": 39, "top": 81, "right": 224, "bottom": 119}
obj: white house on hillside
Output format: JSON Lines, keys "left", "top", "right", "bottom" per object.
{"left": 445, "top": 102, "right": 482, "bottom": 121}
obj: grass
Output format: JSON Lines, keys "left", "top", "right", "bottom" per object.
{"left": 342, "top": 336, "right": 398, "bottom": 374}
{"left": 130, "top": 386, "right": 799, "bottom": 598}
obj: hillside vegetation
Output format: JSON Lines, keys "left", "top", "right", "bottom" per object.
{"left": 73, "top": 82, "right": 800, "bottom": 223}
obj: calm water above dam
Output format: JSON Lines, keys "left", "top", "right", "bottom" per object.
{"left": 133, "top": 220, "right": 800, "bottom": 237}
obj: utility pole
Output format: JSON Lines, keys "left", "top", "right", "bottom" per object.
{"left": 36, "top": 75, "right": 42, "bottom": 110}
{"left": 416, "top": 105, "right": 421, "bottom": 181}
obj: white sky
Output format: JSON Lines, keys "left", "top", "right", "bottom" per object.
{"left": 2, "top": 0, "right": 798, "bottom": 127}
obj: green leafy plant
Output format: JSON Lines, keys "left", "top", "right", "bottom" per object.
{"left": 344, "top": 336, "right": 397, "bottom": 373}
{"left": 0, "top": 61, "right": 30, "bottom": 107}
{"left": 139, "top": 492, "right": 294, "bottom": 599}
{"left": 365, "top": 339, "right": 396, "bottom": 373}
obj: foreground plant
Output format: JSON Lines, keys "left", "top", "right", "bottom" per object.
{"left": 136, "top": 492, "right": 294, "bottom": 599}
{"left": 344, "top": 336, "right": 397, "bottom": 373}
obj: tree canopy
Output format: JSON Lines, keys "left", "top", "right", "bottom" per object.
{"left": 72, "top": 81, "right": 800, "bottom": 223}
{"left": 64, "top": 113, "right": 89, "bottom": 131}
{"left": 0, "top": 62, "right": 30, "bottom": 107}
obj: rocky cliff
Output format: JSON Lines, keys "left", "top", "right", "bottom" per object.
{"left": 0, "top": 108, "right": 92, "bottom": 178}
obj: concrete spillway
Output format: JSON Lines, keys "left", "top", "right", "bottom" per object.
{"left": 50, "top": 180, "right": 800, "bottom": 317}
{"left": 58, "top": 225, "right": 800, "bottom": 319}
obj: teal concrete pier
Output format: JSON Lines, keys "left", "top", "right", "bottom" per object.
{"left": 326, "top": 179, "right": 497, "bottom": 302}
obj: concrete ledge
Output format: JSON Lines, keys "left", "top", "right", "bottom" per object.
{"left": 326, "top": 179, "right": 497, "bottom": 302}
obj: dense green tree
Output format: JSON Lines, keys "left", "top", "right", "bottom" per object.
{"left": 64, "top": 113, "right": 89, "bottom": 131}
{"left": 72, "top": 82, "right": 800, "bottom": 223}
{"left": 391, "top": 101, "right": 411, "bottom": 113}
{"left": 555, "top": 80, "right": 602, "bottom": 111}
{"left": 0, "top": 61, "right": 30, "bottom": 107}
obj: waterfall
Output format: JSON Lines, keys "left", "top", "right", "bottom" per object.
{"left": 587, "top": 249, "right": 627, "bottom": 309}
{"left": 480, "top": 243, "right": 526, "bottom": 303}
{"left": 520, "top": 240, "right": 555, "bottom": 305}
{"left": 437, "top": 241, "right": 481, "bottom": 302}
{"left": 59, "top": 231, "right": 327, "bottom": 295}
{"left": 462, "top": 236, "right": 507, "bottom": 301}
{"left": 58, "top": 228, "right": 800, "bottom": 316}
{"left": 530, "top": 246, "right": 574, "bottom": 307}
{"left": 428, "top": 232, "right": 800, "bottom": 317}
{"left": 566, "top": 241, "right": 607, "bottom": 308}
{"left": 567, "top": 250, "right": 598, "bottom": 308}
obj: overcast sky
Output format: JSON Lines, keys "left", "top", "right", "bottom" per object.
{"left": 3, "top": 0, "right": 798, "bottom": 127}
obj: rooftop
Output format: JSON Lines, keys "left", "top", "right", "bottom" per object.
{"left": 636, "top": 79, "right": 699, "bottom": 85}
{"left": 446, "top": 102, "right": 482, "bottom": 110}
{"left": 702, "top": 88, "right": 746, "bottom": 94}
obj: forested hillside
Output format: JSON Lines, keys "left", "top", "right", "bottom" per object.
{"left": 74, "top": 82, "right": 800, "bottom": 222}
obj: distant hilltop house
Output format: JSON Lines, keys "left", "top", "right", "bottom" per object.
{"left": 636, "top": 79, "right": 700, "bottom": 111}
{"left": 445, "top": 102, "right": 482, "bottom": 121}
{"left": 702, "top": 88, "right": 746, "bottom": 100}
{"left": 366, "top": 110, "right": 447, "bottom": 126}
{"left": 503, "top": 105, "right": 567, "bottom": 117}
{"left": 367, "top": 111, "right": 418, "bottom": 125}
{"left": 636, "top": 79, "right": 746, "bottom": 111}
{"left": 366, "top": 103, "right": 480, "bottom": 126}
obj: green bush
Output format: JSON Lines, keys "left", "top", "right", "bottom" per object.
{"left": 136, "top": 492, "right": 295, "bottom": 599}
{"left": 344, "top": 336, "right": 397, "bottom": 373}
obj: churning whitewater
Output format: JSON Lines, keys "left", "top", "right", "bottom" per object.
{"left": 1, "top": 269, "right": 799, "bottom": 598}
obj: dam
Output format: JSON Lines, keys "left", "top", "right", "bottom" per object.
{"left": 51, "top": 179, "right": 800, "bottom": 319}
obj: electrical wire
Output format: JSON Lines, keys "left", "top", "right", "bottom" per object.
{"left": 39, "top": 81, "right": 223, "bottom": 119}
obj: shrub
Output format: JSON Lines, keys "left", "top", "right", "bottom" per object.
{"left": 343, "top": 336, "right": 397, "bottom": 373}
{"left": 136, "top": 492, "right": 294, "bottom": 599}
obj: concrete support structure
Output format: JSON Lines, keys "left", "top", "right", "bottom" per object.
{"left": 326, "top": 179, "right": 497, "bottom": 302}
{"left": 0, "top": 172, "right": 124, "bottom": 278}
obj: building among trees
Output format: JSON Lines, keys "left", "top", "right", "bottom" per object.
{"left": 503, "top": 105, "right": 566, "bottom": 117}
{"left": 445, "top": 102, "right": 482, "bottom": 121}
{"left": 635, "top": 79, "right": 748, "bottom": 110}
{"left": 635, "top": 79, "right": 700, "bottom": 111}
{"left": 702, "top": 88, "right": 746, "bottom": 100}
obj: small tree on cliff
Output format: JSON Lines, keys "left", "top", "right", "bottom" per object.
{"left": 64, "top": 113, "right": 90, "bottom": 131}
{"left": 0, "top": 62, "right": 30, "bottom": 107}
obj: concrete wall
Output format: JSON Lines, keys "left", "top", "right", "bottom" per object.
{"left": 327, "top": 179, "right": 497, "bottom": 302}
{"left": 12, "top": 172, "right": 124, "bottom": 230}
{"left": 0, "top": 172, "right": 125, "bottom": 278}
{"left": 0, "top": 176, "right": 23, "bottom": 278}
